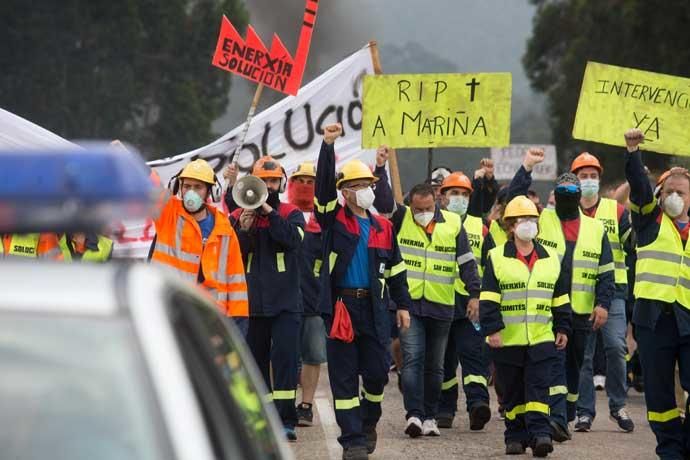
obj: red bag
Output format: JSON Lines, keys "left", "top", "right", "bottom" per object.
{"left": 329, "top": 298, "right": 354, "bottom": 343}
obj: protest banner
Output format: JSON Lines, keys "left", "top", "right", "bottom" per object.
{"left": 0, "top": 44, "right": 382, "bottom": 258}
{"left": 362, "top": 72, "right": 512, "bottom": 149}
{"left": 491, "top": 144, "right": 557, "bottom": 181}
{"left": 573, "top": 61, "right": 690, "bottom": 156}
{"left": 211, "top": 0, "right": 319, "bottom": 96}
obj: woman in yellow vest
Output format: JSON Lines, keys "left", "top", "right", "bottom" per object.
{"left": 480, "top": 196, "right": 572, "bottom": 457}
{"left": 59, "top": 233, "right": 113, "bottom": 262}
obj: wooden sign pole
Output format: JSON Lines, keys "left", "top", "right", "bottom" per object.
{"left": 368, "top": 41, "right": 404, "bottom": 203}
{"left": 230, "top": 83, "right": 265, "bottom": 164}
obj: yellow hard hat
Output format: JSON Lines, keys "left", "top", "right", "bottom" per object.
{"left": 503, "top": 195, "right": 539, "bottom": 219}
{"left": 291, "top": 161, "right": 316, "bottom": 179}
{"left": 336, "top": 160, "right": 378, "bottom": 189}
{"left": 179, "top": 159, "right": 216, "bottom": 185}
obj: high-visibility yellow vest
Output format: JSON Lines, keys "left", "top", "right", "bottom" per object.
{"left": 536, "top": 209, "right": 610, "bottom": 314}
{"left": 489, "top": 220, "right": 507, "bottom": 246}
{"left": 593, "top": 198, "right": 627, "bottom": 285}
{"left": 456, "top": 215, "right": 483, "bottom": 296}
{"left": 484, "top": 244, "right": 567, "bottom": 346}
{"left": 4, "top": 234, "right": 41, "bottom": 258}
{"left": 59, "top": 235, "right": 113, "bottom": 263}
{"left": 634, "top": 212, "right": 690, "bottom": 310}
{"left": 398, "top": 208, "right": 461, "bottom": 306}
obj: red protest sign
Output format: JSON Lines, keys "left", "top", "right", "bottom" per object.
{"left": 212, "top": 0, "right": 319, "bottom": 96}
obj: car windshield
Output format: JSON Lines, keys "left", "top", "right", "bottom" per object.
{"left": 0, "top": 314, "right": 170, "bottom": 460}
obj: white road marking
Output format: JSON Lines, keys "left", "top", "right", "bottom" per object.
{"left": 315, "top": 397, "right": 341, "bottom": 460}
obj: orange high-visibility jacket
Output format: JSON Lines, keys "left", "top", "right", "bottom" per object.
{"left": 2, "top": 233, "right": 64, "bottom": 261}
{"left": 152, "top": 197, "right": 249, "bottom": 317}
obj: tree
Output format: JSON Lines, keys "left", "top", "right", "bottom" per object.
{"left": 523, "top": 0, "right": 690, "bottom": 181}
{"left": 0, "top": 0, "right": 248, "bottom": 159}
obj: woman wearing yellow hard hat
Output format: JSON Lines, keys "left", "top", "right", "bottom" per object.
{"left": 479, "top": 195, "right": 572, "bottom": 457}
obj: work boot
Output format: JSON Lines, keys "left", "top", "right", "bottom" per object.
{"left": 404, "top": 416, "right": 423, "bottom": 438}
{"left": 364, "top": 426, "right": 377, "bottom": 454}
{"left": 531, "top": 436, "right": 553, "bottom": 458}
{"left": 549, "top": 420, "right": 571, "bottom": 443}
{"left": 505, "top": 442, "right": 526, "bottom": 455}
{"left": 436, "top": 412, "right": 454, "bottom": 429}
{"left": 469, "top": 402, "right": 492, "bottom": 430}
{"left": 632, "top": 374, "right": 644, "bottom": 393}
{"left": 296, "top": 402, "right": 313, "bottom": 427}
{"left": 342, "top": 445, "right": 368, "bottom": 460}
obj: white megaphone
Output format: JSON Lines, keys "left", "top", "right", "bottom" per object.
{"left": 232, "top": 175, "right": 268, "bottom": 210}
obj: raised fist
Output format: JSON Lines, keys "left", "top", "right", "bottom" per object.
{"left": 523, "top": 148, "right": 545, "bottom": 172}
{"left": 324, "top": 123, "right": 343, "bottom": 145}
{"left": 624, "top": 128, "right": 644, "bottom": 152}
{"left": 376, "top": 145, "right": 391, "bottom": 167}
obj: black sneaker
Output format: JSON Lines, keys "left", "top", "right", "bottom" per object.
{"left": 436, "top": 412, "right": 454, "bottom": 429}
{"left": 498, "top": 406, "right": 506, "bottom": 421}
{"left": 397, "top": 370, "right": 404, "bottom": 394}
{"left": 532, "top": 436, "right": 553, "bottom": 457}
{"left": 284, "top": 427, "right": 297, "bottom": 442}
{"left": 364, "top": 426, "right": 377, "bottom": 454}
{"left": 574, "top": 415, "right": 592, "bottom": 432}
{"left": 505, "top": 442, "right": 526, "bottom": 455}
{"left": 610, "top": 409, "right": 635, "bottom": 433}
{"left": 549, "top": 420, "right": 571, "bottom": 443}
{"left": 342, "top": 445, "right": 368, "bottom": 460}
{"left": 469, "top": 402, "right": 492, "bottom": 430}
{"left": 296, "top": 403, "right": 313, "bottom": 427}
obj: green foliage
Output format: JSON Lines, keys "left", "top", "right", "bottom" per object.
{"left": 523, "top": 0, "right": 690, "bottom": 182}
{"left": 0, "top": 0, "right": 248, "bottom": 158}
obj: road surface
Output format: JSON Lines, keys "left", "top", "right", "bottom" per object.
{"left": 291, "top": 365, "right": 657, "bottom": 459}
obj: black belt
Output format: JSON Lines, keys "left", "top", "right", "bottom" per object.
{"left": 336, "top": 288, "right": 371, "bottom": 299}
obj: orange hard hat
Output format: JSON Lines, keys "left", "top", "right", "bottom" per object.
{"left": 571, "top": 152, "right": 603, "bottom": 174}
{"left": 657, "top": 170, "right": 672, "bottom": 188}
{"left": 440, "top": 172, "right": 473, "bottom": 193}
{"left": 252, "top": 156, "right": 284, "bottom": 179}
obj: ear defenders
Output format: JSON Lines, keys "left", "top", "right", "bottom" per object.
{"left": 168, "top": 171, "right": 223, "bottom": 203}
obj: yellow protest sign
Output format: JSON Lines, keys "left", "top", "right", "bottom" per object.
{"left": 362, "top": 73, "right": 512, "bottom": 149}
{"left": 573, "top": 62, "right": 690, "bottom": 156}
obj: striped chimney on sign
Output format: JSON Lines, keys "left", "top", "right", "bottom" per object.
{"left": 212, "top": 0, "right": 320, "bottom": 96}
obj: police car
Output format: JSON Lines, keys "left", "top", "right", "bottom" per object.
{"left": 0, "top": 146, "right": 293, "bottom": 460}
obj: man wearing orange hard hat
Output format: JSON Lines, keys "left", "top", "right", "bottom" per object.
{"left": 570, "top": 151, "right": 634, "bottom": 434}
{"left": 229, "top": 155, "right": 306, "bottom": 442}
{"left": 433, "top": 171, "right": 492, "bottom": 432}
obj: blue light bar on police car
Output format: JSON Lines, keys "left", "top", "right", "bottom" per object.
{"left": 0, "top": 145, "right": 155, "bottom": 234}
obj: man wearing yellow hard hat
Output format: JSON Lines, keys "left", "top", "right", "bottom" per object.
{"left": 151, "top": 158, "right": 249, "bottom": 320}
{"left": 287, "top": 161, "right": 327, "bottom": 427}
{"left": 480, "top": 195, "right": 572, "bottom": 457}
{"left": 314, "top": 122, "right": 411, "bottom": 460}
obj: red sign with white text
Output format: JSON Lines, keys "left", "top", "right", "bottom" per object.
{"left": 211, "top": 0, "right": 319, "bottom": 95}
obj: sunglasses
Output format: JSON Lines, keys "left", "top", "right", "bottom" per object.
{"left": 555, "top": 184, "right": 580, "bottom": 194}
